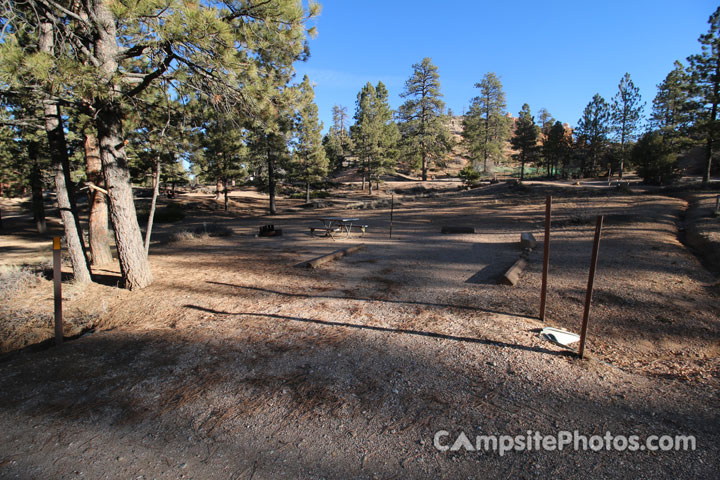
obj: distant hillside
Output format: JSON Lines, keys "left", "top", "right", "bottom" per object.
{"left": 334, "top": 114, "right": 577, "bottom": 181}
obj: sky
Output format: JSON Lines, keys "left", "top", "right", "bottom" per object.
{"left": 294, "top": 0, "right": 719, "bottom": 133}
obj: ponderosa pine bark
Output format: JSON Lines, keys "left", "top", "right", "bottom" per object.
{"left": 28, "top": 144, "right": 46, "bottom": 234}
{"left": 95, "top": 102, "right": 153, "bottom": 289}
{"left": 85, "top": 134, "right": 113, "bottom": 266}
{"left": 92, "top": 1, "right": 152, "bottom": 289}
{"left": 39, "top": 20, "right": 91, "bottom": 283}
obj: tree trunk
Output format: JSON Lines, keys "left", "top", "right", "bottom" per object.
{"left": 29, "top": 154, "right": 47, "bottom": 234}
{"left": 96, "top": 102, "right": 153, "bottom": 289}
{"left": 421, "top": 147, "right": 428, "bottom": 181}
{"left": 144, "top": 159, "right": 160, "bottom": 255}
{"left": 619, "top": 133, "right": 626, "bottom": 181}
{"left": 704, "top": 135, "right": 713, "bottom": 185}
{"left": 223, "top": 178, "right": 229, "bottom": 211}
{"left": 268, "top": 149, "right": 276, "bottom": 215}
{"left": 39, "top": 20, "right": 91, "bottom": 284}
{"left": 215, "top": 178, "right": 223, "bottom": 200}
{"left": 85, "top": 133, "right": 113, "bottom": 265}
{"left": 92, "top": 1, "right": 152, "bottom": 289}
{"left": 306, "top": 181, "right": 310, "bottom": 203}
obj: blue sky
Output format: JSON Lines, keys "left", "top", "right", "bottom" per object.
{"left": 295, "top": 0, "right": 718, "bottom": 133}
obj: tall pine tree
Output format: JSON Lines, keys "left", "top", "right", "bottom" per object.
{"left": 293, "top": 76, "right": 328, "bottom": 202}
{"left": 462, "top": 73, "right": 511, "bottom": 173}
{"left": 651, "top": 61, "right": 693, "bottom": 150}
{"left": 543, "top": 121, "right": 572, "bottom": 178}
{"left": 351, "top": 82, "right": 398, "bottom": 194}
{"left": 687, "top": 6, "right": 720, "bottom": 184}
{"left": 510, "top": 104, "right": 539, "bottom": 182}
{"left": 576, "top": 94, "right": 611, "bottom": 177}
{"left": 397, "top": 58, "right": 453, "bottom": 181}
{"left": 610, "top": 73, "right": 644, "bottom": 180}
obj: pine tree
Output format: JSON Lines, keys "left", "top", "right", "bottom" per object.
{"left": 651, "top": 61, "right": 693, "bottom": 150}
{"left": 543, "top": 121, "right": 572, "bottom": 178}
{"left": 687, "top": 6, "right": 720, "bottom": 184}
{"left": 324, "top": 105, "right": 353, "bottom": 171}
{"left": 536, "top": 108, "right": 555, "bottom": 175}
{"left": 293, "top": 76, "right": 328, "bottom": 202}
{"left": 510, "top": 104, "right": 539, "bottom": 182}
{"left": 610, "top": 73, "right": 645, "bottom": 180}
{"left": 397, "top": 58, "right": 453, "bottom": 181}
{"left": 462, "top": 73, "right": 511, "bottom": 173}
{"left": 576, "top": 94, "right": 611, "bottom": 176}
{"left": 351, "top": 82, "right": 398, "bottom": 194}
{"left": 191, "top": 106, "right": 249, "bottom": 212}
{"left": 537, "top": 108, "right": 555, "bottom": 135}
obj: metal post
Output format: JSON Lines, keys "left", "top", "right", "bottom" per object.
{"left": 389, "top": 194, "right": 394, "bottom": 239}
{"left": 578, "top": 216, "right": 603, "bottom": 359}
{"left": 539, "top": 195, "right": 552, "bottom": 321}
{"left": 53, "top": 237, "right": 63, "bottom": 346}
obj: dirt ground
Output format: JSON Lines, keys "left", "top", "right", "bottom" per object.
{"left": 0, "top": 182, "right": 719, "bottom": 479}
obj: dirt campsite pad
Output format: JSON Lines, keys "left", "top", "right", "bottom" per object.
{"left": 0, "top": 185, "right": 719, "bottom": 478}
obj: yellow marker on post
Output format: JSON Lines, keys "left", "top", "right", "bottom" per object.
{"left": 53, "top": 237, "right": 62, "bottom": 345}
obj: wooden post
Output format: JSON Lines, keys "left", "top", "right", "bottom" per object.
{"left": 53, "top": 237, "right": 63, "bottom": 346}
{"left": 578, "top": 215, "right": 603, "bottom": 359}
{"left": 715, "top": 195, "right": 719, "bottom": 215}
{"left": 539, "top": 195, "right": 552, "bottom": 321}
{"left": 389, "top": 194, "right": 394, "bottom": 239}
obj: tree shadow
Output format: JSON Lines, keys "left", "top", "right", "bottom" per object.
{"left": 205, "top": 281, "right": 520, "bottom": 317}
{"left": 183, "top": 304, "right": 571, "bottom": 358}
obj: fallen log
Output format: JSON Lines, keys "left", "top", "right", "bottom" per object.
{"left": 441, "top": 226, "right": 476, "bottom": 234}
{"left": 304, "top": 244, "right": 365, "bottom": 269}
{"left": 520, "top": 232, "right": 537, "bottom": 249}
{"left": 498, "top": 257, "right": 528, "bottom": 286}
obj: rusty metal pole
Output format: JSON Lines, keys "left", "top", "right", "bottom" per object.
{"left": 53, "top": 237, "right": 63, "bottom": 346}
{"left": 389, "top": 194, "right": 394, "bottom": 239}
{"left": 578, "top": 215, "right": 603, "bottom": 359}
{"left": 539, "top": 195, "right": 552, "bottom": 321}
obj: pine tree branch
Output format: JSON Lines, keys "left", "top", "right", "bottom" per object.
{"left": 0, "top": 118, "right": 44, "bottom": 129}
{"left": 35, "top": 0, "right": 90, "bottom": 27}
{"left": 124, "top": 46, "right": 175, "bottom": 98}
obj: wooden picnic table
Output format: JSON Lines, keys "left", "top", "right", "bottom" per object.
{"left": 310, "top": 217, "right": 366, "bottom": 239}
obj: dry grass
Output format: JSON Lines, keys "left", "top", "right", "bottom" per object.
{"left": 0, "top": 263, "right": 48, "bottom": 295}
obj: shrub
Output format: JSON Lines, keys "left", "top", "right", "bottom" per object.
{"left": 458, "top": 165, "right": 482, "bottom": 185}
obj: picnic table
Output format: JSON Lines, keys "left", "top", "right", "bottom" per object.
{"left": 310, "top": 217, "right": 367, "bottom": 239}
